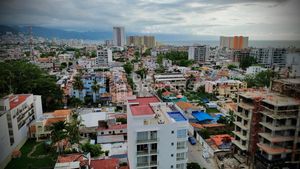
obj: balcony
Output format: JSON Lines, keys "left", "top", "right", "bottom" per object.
{"left": 137, "top": 150, "right": 149, "bottom": 156}
{"left": 137, "top": 138, "right": 158, "bottom": 144}
{"left": 259, "top": 133, "right": 294, "bottom": 142}
{"left": 232, "top": 131, "right": 247, "bottom": 140}
{"left": 232, "top": 140, "right": 247, "bottom": 151}
{"left": 137, "top": 162, "right": 149, "bottom": 167}
{"left": 233, "top": 121, "right": 248, "bottom": 130}
{"left": 259, "top": 122, "right": 296, "bottom": 131}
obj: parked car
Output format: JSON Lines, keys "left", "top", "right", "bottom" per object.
{"left": 188, "top": 136, "right": 196, "bottom": 145}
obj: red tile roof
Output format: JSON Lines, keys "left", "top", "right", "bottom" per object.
{"left": 9, "top": 94, "right": 31, "bottom": 110}
{"left": 97, "top": 124, "right": 127, "bottom": 131}
{"left": 130, "top": 105, "right": 154, "bottom": 116}
{"left": 57, "top": 154, "right": 83, "bottom": 163}
{"left": 209, "top": 134, "right": 233, "bottom": 147}
{"left": 129, "top": 96, "right": 159, "bottom": 116}
{"left": 90, "top": 158, "right": 119, "bottom": 169}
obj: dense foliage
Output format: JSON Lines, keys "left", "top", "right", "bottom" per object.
{"left": 0, "top": 60, "right": 63, "bottom": 111}
{"left": 244, "top": 70, "right": 277, "bottom": 88}
{"left": 81, "top": 143, "right": 103, "bottom": 157}
{"left": 157, "top": 51, "right": 193, "bottom": 67}
{"left": 123, "top": 62, "right": 133, "bottom": 74}
{"left": 187, "top": 163, "right": 202, "bottom": 169}
{"left": 239, "top": 56, "right": 257, "bottom": 70}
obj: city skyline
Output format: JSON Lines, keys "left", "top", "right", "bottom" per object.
{"left": 0, "top": 0, "right": 299, "bottom": 40}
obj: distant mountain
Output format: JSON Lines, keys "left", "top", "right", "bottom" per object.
{"left": 0, "top": 25, "right": 218, "bottom": 41}
{"left": 0, "top": 25, "right": 19, "bottom": 34}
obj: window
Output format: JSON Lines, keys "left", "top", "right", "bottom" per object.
{"left": 137, "top": 156, "right": 148, "bottom": 165}
{"left": 137, "top": 131, "right": 148, "bottom": 141}
{"left": 171, "top": 165, "right": 173, "bottom": 168}
{"left": 177, "top": 141, "right": 186, "bottom": 149}
{"left": 176, "top": 153, "right": 185, "bottom": 161}
{"left": 176, "top": 163, "right": 185, "bottom": 169}
{"left": 171, "top": 130, "right": 174, "bottom": 134}
{"left": 177, "top": 129, "right": 187, "bottom": 138}
{"left": 171, "top": 142, "right": 174, "bottom": 146}
{"left": 171, "top": 154, "right": 174, "bottom": 157}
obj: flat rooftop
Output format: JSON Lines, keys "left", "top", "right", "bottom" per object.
{"left": 128, "top": 96, "right": 159, "bottom": 116}
{"left": 240, "top": 91, "right": 300, "bottom": 106}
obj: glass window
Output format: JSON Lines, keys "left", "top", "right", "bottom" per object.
{"left": 177, "top": 129, "right": 187, "bottom": 138}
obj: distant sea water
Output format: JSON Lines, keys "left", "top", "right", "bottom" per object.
{"left": 160, "top": 40, "right": 300, "bottom": 48}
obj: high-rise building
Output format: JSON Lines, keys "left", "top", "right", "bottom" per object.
{"left": 96, "top": 48, "right": 112, "bottom": 65}
{"left": 127, "top": 96, "right": 189, "bottom": 169}
{"left": 143, "top": 36, "right": 156, "bottom": 48}
{"left": 220, "top": 36, "right": 249, "bottom": 49}
{"left": 188, "top": 45, "right": 209, "bottom": 62}
{"left": 0, "top": 94, "right": 43, "bottom": 169}
{"left": 250, "top": 48, "right": 287, "bottom": 68}
{"left": 232, "top": 79, "right": 300, "bottom": 169}
{"left": 113, "top": 27, "right": 126, "bottom": 46}
{"left": 127, "top": 36, "right": 156, "bottom": 48}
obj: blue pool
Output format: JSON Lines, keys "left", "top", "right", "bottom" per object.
{"left": 167, "top": 111, "right": 187, "bottom": 122}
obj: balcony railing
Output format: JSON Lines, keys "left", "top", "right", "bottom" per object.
{"left": 137, "top": 138, "right": 158, "bottom": 143}
{"left": 137, "top": 162, "right": 149, "bottom": 167}
{"left": 137, "top": 151, "right": 148, "bottom": 156}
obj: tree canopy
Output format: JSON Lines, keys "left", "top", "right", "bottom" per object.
{"left": 123, "top": 62, "right": 134, "bottom": 75}
{"left": 0, "top": 60, "right": 63, "bottom": 111}
{"left": 243, "top": 70, "right": 276, "bottom": 88}
{"left": 157, "top": 51, "right": 193, "bottom": 67}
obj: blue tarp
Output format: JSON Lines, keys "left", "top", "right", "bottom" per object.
{"left": 192, "top": 111, "right": 214, "bottom": 122}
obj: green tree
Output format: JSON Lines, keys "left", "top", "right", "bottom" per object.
{"left": 135, "top": 68, "right": 147, "bottom": 79}
{"left": 123, "top": 62, "right": 133, "bottom": 75}
{"left": 0, "top": 60, "right": 63, "bottom": 111}
{"left": 81, "top": 143, "right": 103, "bottom": 157}
{"left": 50, "top": 121, "right": 68, "bottom": 153}
{"left": 91, "top": 79, "right": 100, "bottom": 103}
{"left": 73, "top": 75, "right": 84, "bottom": 99}
{"left": 227, "top": 64, "right": 237, "bottom": 70}
{"left": 187, "top": 162, "right": 201, "bottom": 169}
{"left": 60, "top": 62, "right": 67, "bottom": 70}
{"left": 66, "top": 111, "right": 82, "bottom": 144}
{"left": 240, "top": 56, "right": 257, "bottom": 70}
{"left": 116, "top": 118, "right": 127, "bottom": 124}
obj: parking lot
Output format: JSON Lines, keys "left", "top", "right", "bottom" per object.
{"left": 187, "top": 140, "right": 218, "bottom": 169}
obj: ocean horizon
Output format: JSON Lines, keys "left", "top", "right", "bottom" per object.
{"left": 160, "top": 40, "right": 300, "bottom": 48}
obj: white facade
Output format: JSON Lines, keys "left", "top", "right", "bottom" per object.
{"left": 113, "top": 27, "right": 126, "bottom": 47}
{"left": 250, "top": 48, "right": 287, "bottom": 68}
{"left": 188, "top": 45, "right": 209, "bottom": 62}
{"left": 96, "top": 48, "right": 112, "bottom": 66}
{"left": 0, "top": 94, "right": 43, "bottom": 169}
{"left": 127, "top": 97, "right": 189, "bottom": 169}
{"left": 246, "top": 66, "right": 267, "bottom": 75}
{"left": 154, "top": 73, "right": 186, "bottom": 90}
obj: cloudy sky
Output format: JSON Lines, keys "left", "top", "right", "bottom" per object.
{"left": 0, "top": 0, "right": 299, "bottom": 40}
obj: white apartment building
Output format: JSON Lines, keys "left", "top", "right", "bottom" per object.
{"left": 96, "top": 48, "right": 112, "bottom": 66}
{"left": 188, "top": 45, "right": 209, "bottom": 63}
{"left": 127, "top": 96, "right": 189, "bottom": 169}
{"left": 250, "top": 48, "right": 287, "bottom": 68}
{"left": 113, "top": 27, "right": 126, "bottom": 47}
{"left": 0, "top": 94, "right": 43, "bottom": 168}
{"left": 246, "top": 66, "right": 267, "bottom": 75}
{"left": 154, "top": 73, "right": 186, "bottom": 91}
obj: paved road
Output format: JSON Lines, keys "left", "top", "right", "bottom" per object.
{"left": 187, "top": 142, "right": 218, "bottom": 169}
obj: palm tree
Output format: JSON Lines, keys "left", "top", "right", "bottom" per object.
{"left": 91, "top": 79, "right": 100, "bottom": 103}
{"left": 49, "top": 121, "right": 68, "bottom": 153}
{"left": 73, "top": 75, "right": 84, "bottom": 100}
{"left": 66, "top": 111, "right": 83, "bottom": 144}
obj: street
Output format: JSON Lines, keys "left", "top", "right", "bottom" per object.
{"left": 187, "top": 141, "right": 218, "bottom": 169}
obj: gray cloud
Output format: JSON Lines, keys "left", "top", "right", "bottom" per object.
{"left": 0, "top": 0, "right": 299, "bottom": 40}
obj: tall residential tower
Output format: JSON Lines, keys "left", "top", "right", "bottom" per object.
{"left": 113, "top": 26, "right": 126, "bottom": 47}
